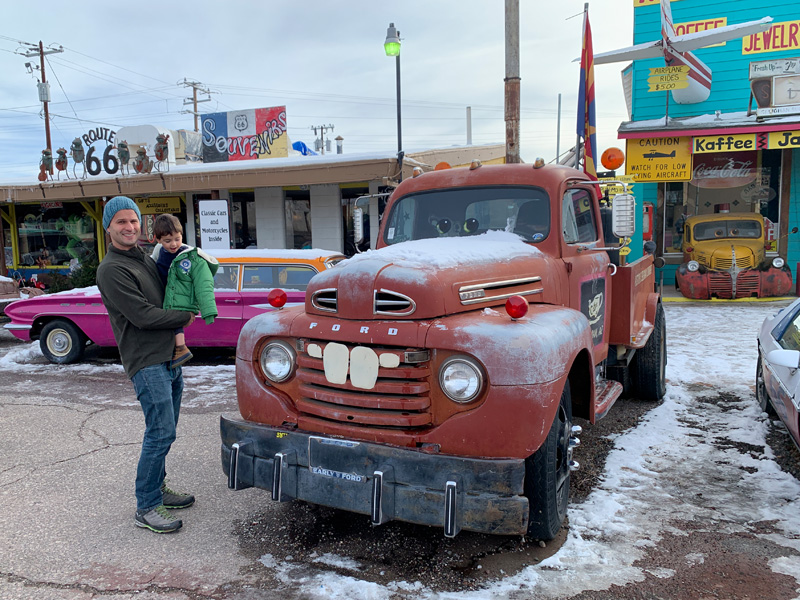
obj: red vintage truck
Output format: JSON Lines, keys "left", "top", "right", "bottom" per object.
{"left": 220, "top": 162, "right": 665, "bottom": 539}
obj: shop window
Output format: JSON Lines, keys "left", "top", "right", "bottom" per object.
{"left": 15, "top": 202, "right": 97, "bottom": 269}
{"left": 662, "top": 150, "right": 781, "bottom": 254}
{"left": 231, "top": 191, "right": 256, "bottom": 249}
{"left": 285, "top": 189, "right": 311, "bottom": 249}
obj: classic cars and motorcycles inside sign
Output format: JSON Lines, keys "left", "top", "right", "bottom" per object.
{"left": 201, "top": 106, "right": 288, "bottom": 162}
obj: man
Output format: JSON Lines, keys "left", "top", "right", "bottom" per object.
{"left": 96, "top": 196, "right": 196, "bottom": 534}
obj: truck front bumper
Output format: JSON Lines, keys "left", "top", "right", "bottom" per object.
{"left": 220, "top": 414, "right": 528, "bottom": 537}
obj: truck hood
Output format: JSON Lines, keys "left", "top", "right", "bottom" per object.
{"left": 305, "top": 231, "right": 561, "bottom": 320}
{"left": 693, "top": 240, "right": 762, "bottom": 270}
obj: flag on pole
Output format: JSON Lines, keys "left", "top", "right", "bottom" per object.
{"left": 577, "top": 7, "right": 600, "bottom": 192}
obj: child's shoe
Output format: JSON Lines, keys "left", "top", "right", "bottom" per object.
{"left": 171, "top": 345, "right": 193, "bottom": 369}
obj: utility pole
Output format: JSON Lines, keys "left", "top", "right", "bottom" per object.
{"left": 504, "top": 0, "right": 521, "bottom": 163}
{"left": 180, "top": 79, "right": 212, "bottom": 132}
{"left": 311, "top": 124, "right": 335, "bottom": 155}
{"left": 18, "top": 41, "right": 63, "bottom": 173}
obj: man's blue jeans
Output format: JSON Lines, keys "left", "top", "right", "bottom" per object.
{"left": 131, "top": 363, "right": 184, "bottom": 512}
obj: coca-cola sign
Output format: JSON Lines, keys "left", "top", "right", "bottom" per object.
{"left": 692, "top": 152, "right": 757, "bottom": 188}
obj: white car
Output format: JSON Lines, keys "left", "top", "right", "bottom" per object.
{"left": 757, "top": 298, "right": 800, "bottom": 451}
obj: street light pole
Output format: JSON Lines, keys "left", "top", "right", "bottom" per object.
{"left": 384, "top": 23, "right": 403, "bottom": 181}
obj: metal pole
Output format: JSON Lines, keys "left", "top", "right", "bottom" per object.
{"left": 39, "top": 42, "right": 53, "bottom": 174}
{"left": 466, "top": 106, "right": 472, "bottom": 145}
{"left": 193, "top": 85, "right": 199, "bottom": 132}
{"left": 556, "top": 93, "right": 561, "bottom": 163}
{"left": 395, "top": 54, "right": 402, "bottom": 154}
{"left": 504, "top": 0, "right": 521, "bottom": 163}
{"left": 395, "top": 53, "right": 403, "bottom": 180}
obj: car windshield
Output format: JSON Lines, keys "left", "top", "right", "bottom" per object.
{"left": 692, "top": 219, "right": 761, "bottom": 241}
{"left": 382, "top": 186, "right": 550, "bottom": 245}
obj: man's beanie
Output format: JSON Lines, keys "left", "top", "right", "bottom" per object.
{"left": 102, "top": 196, "right": 141, "bottom": 230}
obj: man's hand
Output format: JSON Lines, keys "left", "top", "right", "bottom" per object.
{"left": 185, "top": 313, "right": 196, "bottom": 326}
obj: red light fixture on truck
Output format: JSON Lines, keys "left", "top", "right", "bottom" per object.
{"left": 505, "top": 295, "right": 529, "bottom": 319}
{"left": 267, "top": 289, "right": 288, "bottom": 308}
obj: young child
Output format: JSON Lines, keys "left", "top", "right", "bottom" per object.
{"left": 152, "top": 214, "right": 220, "bottom": 368}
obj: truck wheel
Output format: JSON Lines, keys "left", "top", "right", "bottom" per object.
{"left": 756, "top": 355, "right": 776, "bottom": 416}
{"left": 632, "top": 303, "right": 667, "bottom": 401}
{"left": 40, "top": 319, "right": 86, "bottom": 364}
{"left": 524, "top": 380, "right": 572, "bottom": 540}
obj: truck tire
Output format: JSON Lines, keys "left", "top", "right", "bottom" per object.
{"left": 524, "top": 380, "right": 572, "bottom": 540}
{"left": 756, "top": 354, "right": 776, "bottom": 416}
{"left": 40, "top": 319, "right": 86, "bottom": 364}
{"left": 632, "top": 303, "right": 667, "bottom": 401}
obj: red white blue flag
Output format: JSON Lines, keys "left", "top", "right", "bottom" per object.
{"left": 577, "top": 8, "right": 600, "bottom": 191}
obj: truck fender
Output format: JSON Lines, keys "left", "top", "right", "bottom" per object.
{"left": 425, "top": 305, "right": 595, "bottom": 386}
{"left": 641, "top": 293, "right": 661, "bottom": 346}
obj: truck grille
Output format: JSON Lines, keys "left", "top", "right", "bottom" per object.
{"left": 708, "top": 272, "right": 733, "bottom": 298}
{"left": 310, "top": 289, "right": 337, "bottom": 312}
{"left": 707, "top": 271, "right": 761, "bottom": 298}
{"left": 711, "top": 255, "right": 753, "bottom": 270}
{"left": 735, "top": 271, "right": 760, "bottom": 298}
{"left": 295, "top": 340, "right": 432, "bottom": 428}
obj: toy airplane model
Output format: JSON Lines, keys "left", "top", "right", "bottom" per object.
{"left": 593, "top": 0, "right": 772, "bottom": 104}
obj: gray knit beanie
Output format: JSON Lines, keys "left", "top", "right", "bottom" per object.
{"left": 102, "top": 196, "right": 141, "bottom": 229}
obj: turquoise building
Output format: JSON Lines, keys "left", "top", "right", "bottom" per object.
{"left": 617, "top": 0, "right": 800, "bottom": 292}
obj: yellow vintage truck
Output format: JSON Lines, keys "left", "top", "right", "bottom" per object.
{"left": 675, "top": 212, "right": 792, "bottom": 299}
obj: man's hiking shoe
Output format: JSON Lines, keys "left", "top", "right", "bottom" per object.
{"left": 171, "top": 345, "right": 193, "bottom": 369}
{"left": 161, "top": 482, "right": 195, "bottom": 509}
{"left": 135, "top": 505, "right": 182, "bottom": 533}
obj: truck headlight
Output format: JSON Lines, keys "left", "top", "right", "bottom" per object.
{"left": 439, "top": 356, "right": 484, "bottom": 403}
{"left": 772, "top": 257, "right": 785, "bottom": 269}
{"left": 259, "top": 341, "right": 296, "bottom": 383}
{"left": 687, "top": 261, "right": 700, "bottom": 272}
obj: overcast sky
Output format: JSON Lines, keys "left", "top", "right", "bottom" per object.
{"left": 0, "top": 0, "right": 633, "bottom": 182}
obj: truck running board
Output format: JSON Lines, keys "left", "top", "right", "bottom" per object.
{"left": 595, "top": 379, "right": 623, "bottom": 420}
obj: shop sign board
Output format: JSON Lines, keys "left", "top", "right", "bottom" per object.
{"left": 693, "top": 131, "right": 800, "bottom": 153}
{"left": 201, "top": 106, "right": 288, "bottom": 163}
{"left": 599, "top": 174, "right": 636, "bottom": 198}
{"left": 647, "top": 66, "right": 689, "bottom": 92}
{"left": 134, "top": 196, "right": 181, "bottom": 215}
{"left": 626, "top": 137, "right": 692, "bottom": 181}
{"left": 743, "top": 21, "right": 800, "bottom": 56}
{"left": 198, "top": 200, "right": 231, "bottom": 249}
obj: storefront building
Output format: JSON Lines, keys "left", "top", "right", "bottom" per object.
{"left": 0, "top": 145, "right": 504, "bottom": 280}
{"left": 618, "top": 0, "right": 800, "bottom": 290}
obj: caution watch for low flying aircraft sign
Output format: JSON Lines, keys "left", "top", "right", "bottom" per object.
{"left": 647, "top": 65, "right": 690, "bottom": 92}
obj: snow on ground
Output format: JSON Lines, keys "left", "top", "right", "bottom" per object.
{"left": 2, "top": 301, "right": 800, "bottom": 598}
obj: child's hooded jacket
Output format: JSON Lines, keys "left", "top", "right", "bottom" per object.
{"left": 152, "top": 244, "right": 219, "bottom": 324}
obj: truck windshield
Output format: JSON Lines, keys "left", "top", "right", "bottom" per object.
{"left": 692, "top": 219, "right": 762, "bottom": 241}
{"left": 382, "top": 186, "right": 550, "bottom": 245}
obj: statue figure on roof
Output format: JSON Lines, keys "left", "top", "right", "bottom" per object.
{"left": 55, "top": 147, "right": 69, "bottom": 180}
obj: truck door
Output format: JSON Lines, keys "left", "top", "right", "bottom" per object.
{"left": 561, "top": 187, "right": 610, "bottom": 361}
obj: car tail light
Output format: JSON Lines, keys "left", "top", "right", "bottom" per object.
{"left": 686, "top": 246, "right": 693, "bottom": 253}
{"left": 267, "top": 288, "right": 287, "bottom": 308}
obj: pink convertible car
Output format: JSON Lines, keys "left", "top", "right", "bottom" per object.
{"left": 4, "top": 249, "right": 344, "bottom": 364}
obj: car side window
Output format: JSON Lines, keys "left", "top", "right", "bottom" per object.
{"left": 562, "top": 189, "right": 597, "bottom": 244}
{"left": 277, "top": 266, "right": 317, "bottom": 291}
{"left": 779, "top": 312, "right": 800, "bottom": 351}
{"left": 242, "top": 265, "right": 276, "bottom": 290}
{"left": 213, "top": 265, "right": 239, "bottom": 290}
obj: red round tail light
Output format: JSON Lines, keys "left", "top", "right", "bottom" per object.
{"left": 685, "top": 246, "right": 693, "bottom": 253}
{"left": 267, "top": 288, "right": 288, "bottom": 308}
{"left": 505, "top": 295, "right": 529, "bottom": 319}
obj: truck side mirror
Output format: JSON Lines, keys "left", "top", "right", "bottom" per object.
{"left": 353, "top": 207, "right": 364, "bottom": 244}
{"left": 612, "top": 194, "right": 636, "bottom": 238}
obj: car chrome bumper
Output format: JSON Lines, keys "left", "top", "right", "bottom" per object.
{"left": 3, "top": 323, "right": 32, "bottom": 330}
{"left": 220, "top": 414, "right": 528, "bottom": 537}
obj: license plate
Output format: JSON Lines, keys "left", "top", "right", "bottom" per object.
{"left": 308, "top": 436, "right": 366, "bottom": 483}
